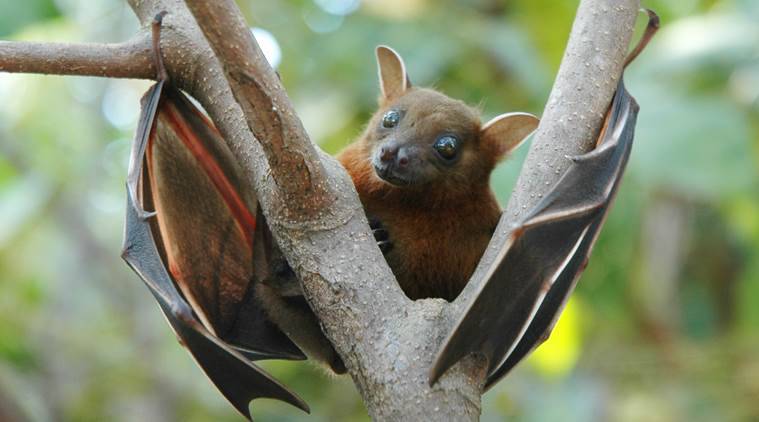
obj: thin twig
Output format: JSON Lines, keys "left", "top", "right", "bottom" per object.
{"left": 0, "top": 34, "right": 154, "bottom": 79}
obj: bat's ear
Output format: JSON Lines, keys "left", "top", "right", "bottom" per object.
{"left": 480, "top": 112, "right": 539, "bottom": 160}
{"left": 376, "top": 45, "right": 411, "bottom": 101}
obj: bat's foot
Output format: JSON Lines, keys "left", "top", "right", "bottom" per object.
{"left": 369, "top": 216, "right": 393, "bottom": 253}
{"left": 273, "top": 258, "right": 296, "bottom": 279}
{"left": 136, "top": 208, "right": 157, "bottom": 220}
{"left": 330, "top": 353, "right": 347, "bottom": 374}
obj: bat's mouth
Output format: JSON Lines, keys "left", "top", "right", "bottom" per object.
{"left": 373, "top": 164, "right": 412, "bottom": 186}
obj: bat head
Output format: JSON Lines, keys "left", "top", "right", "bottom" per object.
{"left": 365, "top": 45, "right": 539, "bottom": 193}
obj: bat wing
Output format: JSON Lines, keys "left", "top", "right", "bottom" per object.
{"left": 430, "top": 78, "right": 639, "bottom": 387}
{"left": 122, "top": 81, "right": 308, "bottom": 419}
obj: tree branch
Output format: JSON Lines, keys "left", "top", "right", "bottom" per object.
{"left": 0, "top": 35, "right": 154, "bottom": 79}
{"left": 183, "top": 0, "right": 331, "bottom": 219}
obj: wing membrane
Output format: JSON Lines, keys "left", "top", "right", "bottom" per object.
{"left": 122, "top": 81, "right": 308, "bottom": 420}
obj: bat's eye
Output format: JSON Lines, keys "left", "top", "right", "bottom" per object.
{"left": 382, "top": 110, "right": 401, "bottom": 128}
{"left": 433, "top": 135, "right": 459, "bottom": 160}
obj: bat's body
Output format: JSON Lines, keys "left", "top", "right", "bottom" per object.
{"left": 121, "top": 11, "right": 657, "bottom": 420}
{"left": 337, "top": 49, "right": 538, "bottom": 301}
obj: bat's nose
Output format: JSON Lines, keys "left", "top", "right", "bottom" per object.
{"left": 396, "top": 148, "right": 409, "bottom": 168}
{"left": 379, "top": 145, "right": 398, "bottom": 163}
{"left": 379, "top": 144, "right": 410, "bottom": 169}
{"left": 372, "top": 142, "right": 413, "bottom": 186}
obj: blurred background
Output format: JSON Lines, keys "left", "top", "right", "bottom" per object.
{"left": 0, "top": 0, "right": 757, "bottom": 420}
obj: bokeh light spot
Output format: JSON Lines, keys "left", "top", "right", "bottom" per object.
{"left": 528, "top": 297, "right": 583, "bottom": 378}
{"left": 251, "top": 27, "right": 282, "bottom": 69}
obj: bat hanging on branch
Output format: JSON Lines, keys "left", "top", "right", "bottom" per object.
{"left": 121, "top": 9, "right": 657, "bottom": 420}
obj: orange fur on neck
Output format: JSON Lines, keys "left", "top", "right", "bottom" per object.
{"left": 337, "top": 123, "right": 502, "bottom": 301}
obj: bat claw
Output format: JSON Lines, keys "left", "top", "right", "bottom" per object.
{"left": 137, "top": 209, "right": 158, "bottom": 220}
{"left": 369, "top": 216, "right": 393, "bottom": 253}
{"left": 273, "top": 258, "right": 296, "bottom": 279}
{"left": 377, "top": 240, "right": 393, "bottom": 253}
{"left": 373, "top": 227, "right": 389, "bottom": 242}
{"left": 126, "top": 187, "right": 157, "bottom": 220}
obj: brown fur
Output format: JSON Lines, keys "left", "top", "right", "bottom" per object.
{"left": 338, "top": 88, "right": 505, "bottom": 301}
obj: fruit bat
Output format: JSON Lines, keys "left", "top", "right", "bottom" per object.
{"left": 120, "top": 9, "right": 658, "bottom": 420}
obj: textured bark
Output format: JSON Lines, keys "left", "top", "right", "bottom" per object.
{"left": 0, "top": 0, "right": 640, "bottom": 419}
{"left": 184, "top": 0, "right": 331, "bottom": 218}
{"left": 0, "top": 36, "right": 154, "bottom": 78}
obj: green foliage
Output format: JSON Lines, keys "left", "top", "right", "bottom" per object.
{"left": 0, "top": 0, "right": 757, "bottom": 420}
{"left": 0, "top": 0, "right": 60, "bottom": 37}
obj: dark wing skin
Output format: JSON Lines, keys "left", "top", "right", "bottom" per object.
{"left": 483, "top": 81, "right": 637, "bottom": 388}
{"left": 429, "top": 78, "right": 639, "bottom": 387}
{"left": 121, "top": 80, "right": 309, "bottom": 419}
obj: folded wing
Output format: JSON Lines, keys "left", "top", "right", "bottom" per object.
{"left": 122, "top": 81, "right": 308, "bottom": 420}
